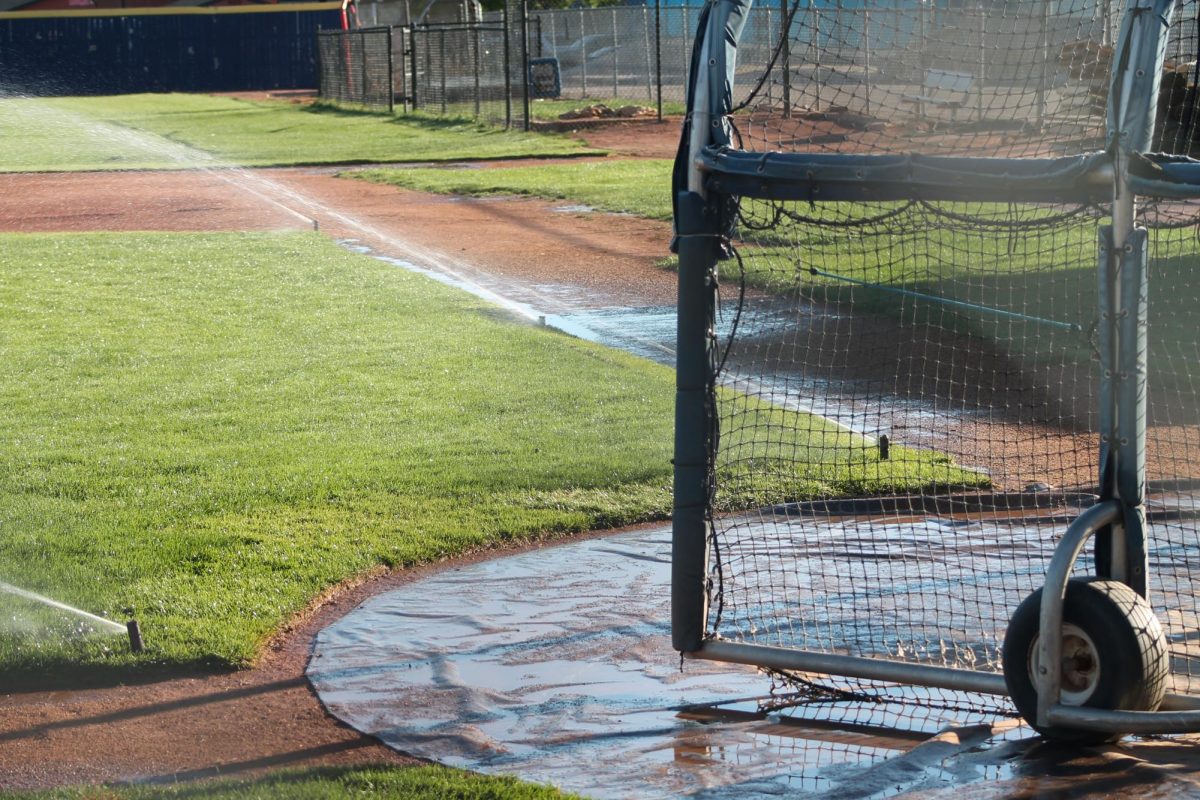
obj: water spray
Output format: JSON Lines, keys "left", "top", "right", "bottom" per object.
{"left": 0, "top": 581, "right": 145, "bottom": 652}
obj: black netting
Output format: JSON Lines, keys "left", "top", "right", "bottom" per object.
{"left": 411, "top": 22, "right": 512, "bottom": 123}
{"left": 687, "top": 0, "right": 1200, "bottom": 713}
{"left": 730, "top": 0, "right": 1121, "bottom": 158}
{"left": 708, "top": 200, "right": 1107, "bottom": 710}
{"left": 1141, "top": 198, "right": 1200, "bottom": 697}
{"left": 318, "top": 27, "right": 395, "bottom": 112}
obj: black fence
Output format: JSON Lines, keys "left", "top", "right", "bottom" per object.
{"left": 317, "top": 1, "right": 688, "bottom": 129}
{"left": 317, "top": 26, "right": 394, "bottom": 112}
{"left": 0, "top": 4, "right": 343, "bottom": 95}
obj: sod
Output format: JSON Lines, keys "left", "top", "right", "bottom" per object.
{"left": 0, "top": 230, "right": 981, "bottom": 678}
{"left": 0, "top": 94, "right": 597, "bottom": 173}
{"left": 527, "top": 97, "right": 686, "bottom": 119}
{"left": 352, "top": 160, "right": 674, "bottom": 221}
{"left": 0, "top": 764, "right": 578, "bottom": 799}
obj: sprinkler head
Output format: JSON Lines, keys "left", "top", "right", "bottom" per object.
{"left": 126, "top": 619, "right": 144, "bottom": 654}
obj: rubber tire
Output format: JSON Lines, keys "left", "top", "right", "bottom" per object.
{"left": 1002, "top": 578, "right": 1170, "bottom": 744}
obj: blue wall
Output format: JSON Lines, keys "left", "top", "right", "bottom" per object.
{"left": 0, "top": 5, "right": 343, "bottom": 95}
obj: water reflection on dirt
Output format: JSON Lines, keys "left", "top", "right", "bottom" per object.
{"left": 345, "top": 238, "right": 958, "bottom": 444}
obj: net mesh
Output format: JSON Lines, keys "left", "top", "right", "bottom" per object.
{"left": 411, "top": 22, "right": 514, "bottom": 123}
{"left": 317, "top": 28, "right": 394, "bottom": 113}
{"left": 731, "top": 0, "right": 1117, "bottom": 157}
{"left": 695, "top": 0, "right": 1200, "bottom": 710}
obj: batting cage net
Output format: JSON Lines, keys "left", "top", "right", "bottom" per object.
{"left": 672, "top": 0, "right": 1200, "bottom": 725}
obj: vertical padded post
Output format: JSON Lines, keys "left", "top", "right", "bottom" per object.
{"left": 1095, "top": 226, "right": 1118, "bottom": 578}
{"left": 1118, "top": 228, "right": 1150, "bottom": 596}
{"left": 673, "top": 190, "right": 718, "bottom": 654}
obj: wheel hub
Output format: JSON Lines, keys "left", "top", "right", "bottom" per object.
{"left": 1031, "top": 623, "right": 1100, "bottom": 705}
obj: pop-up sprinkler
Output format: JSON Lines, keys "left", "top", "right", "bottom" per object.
{"left": 126, "top": 619, "right": 144, "bottom": 653}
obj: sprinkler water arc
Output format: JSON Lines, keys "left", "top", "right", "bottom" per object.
{"left": 0, "top": 580, "right": 144, "bottom": 653}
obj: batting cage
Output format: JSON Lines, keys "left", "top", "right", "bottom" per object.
{"left": 672, "top": 0, "right": 1200, "bottom": 740}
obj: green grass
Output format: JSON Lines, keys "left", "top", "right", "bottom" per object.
{"left": 0, "top": 765, "right": 578, "bottom": 799}
{"left": 352, "top": 159, "right": 674, "bottom": 220}
{"left": 0, "top": 230, "right": 978, "bottom": 679}
{"left": 0, "top": 94, "right": 597, "bottom": 172}
{"left": 527, "top": 96, "right": 685, "bottom": 120}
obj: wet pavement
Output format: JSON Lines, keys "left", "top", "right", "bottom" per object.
{"left": 308, "top": 524, "right": 1200, "bottom": 798}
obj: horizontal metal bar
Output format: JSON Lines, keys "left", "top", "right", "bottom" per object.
{"left": 1047, "top": 704, "right": 1200, "bottom": 734}
{"left": 808, "top": 268, "right": 1083, "bottom": 332}
{"left": 1161, "top": 693, "right": 1200, "bottom": 711}
{"left": 1128, "top": 156, "right": 1200, "bottom": 199}
{"left": 698, "top": 149, "right": 1114, "bottom": 204}
{"left": 691, "top": 640, "right": 1009, "bottom": 697}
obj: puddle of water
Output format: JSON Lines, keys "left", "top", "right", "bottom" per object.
{"left": 551, "top": 204, "right": 596, "bottom": 213}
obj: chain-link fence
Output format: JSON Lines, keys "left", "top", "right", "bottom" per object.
{"left": 317, "top": 3, "right": 716, "bottom": 127}
{"left": 317, "top": 27, "right": 395, "bottom": 112}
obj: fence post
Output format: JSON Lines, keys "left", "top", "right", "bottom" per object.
{"left": 863, "top": 7, "right": 871, "bottom": 117}
{"left": 387, "top": 27, "right": 395, "bottom": 113}
{"left": 612, "top": 6, "right": 619, "bottom": 98}
{"left": 812, "top": 0, "right": 821, "bottom": 109}
{"left": 581, "top": 7, "right": 589, "bottom": 98}
{"left": 780, "top": 0, "right": 791, "bottom": 117}
{"left": 360, "top": 30, "right": 369, "bottom": 107}
{"left": 655, "top": 0, "right": 663, "bottom": 120}
{"left": 412, "top": 26, "right": 422, "bottom": 110}
{"left": 682, "top": 5, "right": 690, "bottom": 88}
{"left": 522, "top": 0, "right": 531, "bottom": 131}
{"left": 504, "top": 1, "right": 513, "bottom": 128}
{"left": 474, "top": 24, "right": 481, "bottom": 116}
{"left": 977, "top": 3, "right": 985, "bottom": 122}
{"left": 1037, "top": 0, "right": 1048, "bottom": 130}
{"left": 919, "top": 0, "right": 927, "bottom": 81}
{"left": 440, "top": 28, "right": 447, "bottom": 114}
{"left": 642, "top": 4, "right": 653, "bottom": 102}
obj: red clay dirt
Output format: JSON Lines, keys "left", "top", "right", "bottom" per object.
{"left": 0, "top": 144, "right": 681, "bottom": 791}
